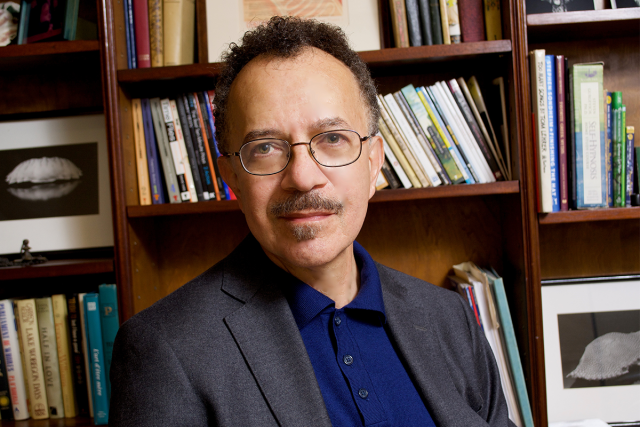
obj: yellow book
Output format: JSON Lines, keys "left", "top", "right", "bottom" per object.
{"left": 378, "top": 118, "right": 421, "bottom": 188}
{"left": 163, "top": 0, "right": 195, "bottom": 66}
{"left": 132, "top": 99, "right": 151, "bottom": 206}
{"left": 484, "top": 0, "right": 502, "bottom": 41}
{"left": 52, "top": 295, "right": 78, "bottom": 418}
{"left": 148, "top": 0, "right": 164, "bottom": 67}
{"left": 439, "top": 0, "right": 451, "bottom": 45}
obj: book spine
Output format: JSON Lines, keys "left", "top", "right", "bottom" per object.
{"left": 66, "top": 295, "right": 90, "bottom": 417}
{"left": 163, "top": 0, "right": 195, "bottom": 66}
{"left": 0, "top": 300, "right": 29, "bottom": 420}
{"left": 484, "top": 0, "right": 502, "bottom": 40}
{"left": 193, "top": 92, "right": 222, "bottom": 200}
{"left": 439, "top": 0, "right": 451, "bottom": 45}
{"left": 98, "top": 285, "right": 119, "bottom": 401}
{"left": 170, "top": 99, "right": 199, "bottom": 202}
{"left": 458, "top": 0, "right": 486, "bottom": 42}
{"left": 150, "top": 97, "right": 181, "bottom": 203}
{"left": 203, "top": 91, "right": 230, "bottom": 200}
{"left": 380, "top": 159, "right": 402, "bottom": 189}
{"left": 148, "top": 0, "right": 163, "bottom": 67}
{"left": 84, "top": 294, "right": 108, "bottom": 425}
{"left": 78, "top": 294, "right": 94, "bottom": 417}
{"left": 35, "top": 298, "right": 64, "bottom": 418}
{"left": 122, "top": 0, "right": 133, "bottom": 68}
{"left": 417, "top": 0, "right": 433, "bottom": 45}
{"left": 604, "top": 91, "right": 614, "bottom": 207}
{"left": 16, "top": 299, "right": 49, "bottom": 419}
{"left": 405, "top": 0, "right": 423, "bottom": 46}
{"left": 160, "top": 98, "right": 191, "bottom": 202}
{"left": 378, "top": 118, "right": 422, "bottom": 188}
{"left": 556, "top": 56, "right": 569, "bottom": 211}
{"left": 176, "top": 95, "right": 207, "bottom": 201}
{"left": 51, "top": 295, "right": 77, "bottom": 418}
{"left": 131, "top": 99, "right": 151, "bottom": 205}
{"left": 132, "top": 0, "right": 151, "bottom": 68}
{"left": 446, "top": 0, "right": 461, "bottom": 43}
{"left": 125, "top": 0, "right": 137, "bottom": 68}
{"left": 141, "top": 98, "right": 166, "bottom": 204}
{"left": 389, "top": 0, "right": 410, "bottom": 48}
{"left": 530, "top": 50, "right": 552, "bottom": 212}
{"left": 493, "top": 77, "right": 512, "bottom": 179}
{"left": 380, "top": 134, "right": 413, "bottom": 188}
{"left": 545, "top": 56, "right": 560, "bottom": 212}
{"left": 0, "top": 319, "right": 13, "bottom": 420}
{"left": 429, "top": 0, "right": 443, "bottom": 44}
{"left": 626, "top": 126, "right": 635, "bottom": 206}
{"left": 186, "top": 93, "right": 216, "bottom": 199}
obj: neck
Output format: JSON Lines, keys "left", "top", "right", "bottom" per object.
{"left": 265, "top": 243, "right": 360, "bottom": 309}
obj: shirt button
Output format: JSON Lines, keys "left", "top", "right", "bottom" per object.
{"left": 358, "top": 388, "right": 368, "bottom": 399}
{"left": 334, "top": 316, "right": 341, "bottom": 325}
{"left": 343, "top": 355, "right": 353, "bottom": 365}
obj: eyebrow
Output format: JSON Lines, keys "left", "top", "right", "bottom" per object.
{"left": 241, "top": 117, "right": 353, "bottom": 143}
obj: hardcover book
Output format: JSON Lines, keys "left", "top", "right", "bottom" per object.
{"left": 389, "top": 0, "right": 410, "bottom": 47}
{"left": 429, "top": 0, "right": 444, "bottom": 44}
{"left": 67, "top": 294, "right": 90, "bottom": 417}
{"left": 0, "top": 300, "right": 28, "bottom": 420}
{"left": 148, "top": 0, "right": 163, "bottom": 67}
{"left": 35, "top": 297, "right": 64, "bottom": 418}
{"left": 0, "top": 329, "right": 12, "bottom": 420}
{"left": 604, "top": 91, "right": 613, "bottom": 207}
{"left": 417, "top": 0, "right": 433, "bottom": 45}
{"left": 163, "top": 0, "right": 195, "bottom": 66}
{"left": 484, "top": 0, "right": 502, "bottom": 40}
{"left": 131, "top": 99, "right": 151, "bottom": 205}
{"left": 626, "top": 126, "right": 635, "bottom": 206}
{"left": 556, "top": 56, "right": 569, "bottom": 211}
{"left": 98, "top": 285, "right": 119, "bottom": 400}
{"left": 445, "top": 0, "right": 461, "bottom": 43}
{"left": 141, "top": 98, "right": 166, "bottom": 204}
{"left": 530, "top": 49, "right": 553, "bottom": 212}
{"left": 545, "top": 55, "right": 560, "bottom": 212}
{"left": 78, "top": 294, "right": 94, "bottom": 417}
{"left": 132, "top": 0, "right": 151, "bottom": 67}
{"left": 84, "top": 294, "right": 108, "bottom": 425}
{"left": 458, "top": 0, "right": 486, "bottom": 42}
{"left": 52, "top": 294, "right": 77, "bottom": 417}
{"left": 405, "top": 0, "right": 423, "bottom": 46}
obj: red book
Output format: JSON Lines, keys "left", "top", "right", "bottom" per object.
{"left": 458, "top": 0, "right": 486, "bottom": 42}
{"left": 555, "top": 55, "right": 569, "bottom": 212}
{"left": 132, "top": 0, "right": 151, "bottom": 68}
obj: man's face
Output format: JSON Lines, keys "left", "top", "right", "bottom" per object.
{"left": 218, "top": 48, "right": 384, "bottom": 270}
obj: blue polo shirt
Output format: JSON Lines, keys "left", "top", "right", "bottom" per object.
{"left": 284, "top": 242, "right": 436, "bottom": 427}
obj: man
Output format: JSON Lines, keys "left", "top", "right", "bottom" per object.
{"left": 110, "top": 16, "right": 515, "bottom": 426}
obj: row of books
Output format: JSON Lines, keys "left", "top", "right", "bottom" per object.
{"left": 448, "top": 263, "right": 533, "bottom": 427}
{"left": 132, "top": 91, "right": 234, "bottom": 205}
{"left": 389, "top": 0, "right": 502, "bottom": 48}
{"left": 529, "top": 50, "right": 639, "bottom": 212}
{"left": 0, "top": 285, "right": 119, "bottom": 425}
{"left": 376, "top": 77, "right": 511, "bottom": 190}
{"left": 123, "top": 0, "right": 195, "bottom": 68}
{"left": 14, "top": 0, "right": 97, "bottom": 44}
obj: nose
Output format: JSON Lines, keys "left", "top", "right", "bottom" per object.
{"left": 279, "top": 143, "right": 329, "bottom": 192}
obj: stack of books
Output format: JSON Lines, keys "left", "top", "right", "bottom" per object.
{"left": 388, "top": 0, "right": 502, "bottom": 48}
{"left": 0, "top": 285, "right": 119, "bottom": 425}
{"left": 124, "top": 0, "right": 195, "bottom": 68}
{"left": 376, "top": 78, "right": 511, "bottom": 190}
{"left": 529, "top": 50, "right": 638, "bottom": 212}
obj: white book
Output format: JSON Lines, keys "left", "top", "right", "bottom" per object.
{"left": 429, "top": 84, "right": 491, "bottom": 183}
{"left": 169, "top": 99, "right": 199, "bottom": 203}
{"left": 78, "top": 294, "right": 94, "bottom": 418}
{"left": 530, "top": 49, "right": 553, "bottom": 212}
{"left": 35, "top": 297, "right": 65, "bottom": 418}
{"left": 380, "top": 134, "right": 413, "bottom": 188}
{"left": 383, "top": 94, "right": 442, "bottom": 187}
{"left": 161, "top": 98, "right": 192, "bottom": 202}
{"left": 0, "top": 300, "right": 29, "bottom": 420}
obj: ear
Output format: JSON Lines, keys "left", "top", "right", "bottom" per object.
{"left": 367, "top": 135, "right": 385, "bottom": 200}
{"left": 217, "top": 156, "right": 244, "bottom": 210}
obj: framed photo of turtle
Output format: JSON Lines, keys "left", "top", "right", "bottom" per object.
{"left": 0, "top": 115, "right": 113, "bottom": 255}
{"left": 541, "top": 276, "right": 640, "bottom": 423}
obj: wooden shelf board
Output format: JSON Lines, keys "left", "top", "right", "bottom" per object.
{"left": 0, "top": 40, "right": 100, "bottom": 58}
{"left": 0, "top": 417, "right": 97, "bottom": 426}
{"left": 127, "top": 181, "right": 520, "bottom": 218}
{"left": 527, "top": 9, "right": 640, "bottom": 42}
{"left": 539, "top": 207, "right": 640, "bottom": 224}
{"left": 117, "top": 62, "right": 224, "bottom": 84}
{"left": 0, "top": 259, "right": 114, "bottom": 281}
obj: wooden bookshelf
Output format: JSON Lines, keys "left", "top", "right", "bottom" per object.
{"left": 0, "top": 259, "right": 114, "bottom": 281}
{"left": 0, "top": 418, "right": 97, "bottom": 426}
{"left": 0, "top": 40, "right": 100, "bottom": 58}
{"left": 539, "top": 207, "right": 640, "bottom": 224}
{"left": 527, "top": 9, "right": 640, "bottom": 42}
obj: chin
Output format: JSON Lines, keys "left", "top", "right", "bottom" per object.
{"left": 274, "top": 230, "right": 352, "bottom": 269}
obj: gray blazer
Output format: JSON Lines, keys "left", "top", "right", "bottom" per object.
{"left": 109, "top": 235, "right": 515, "bottom": 426}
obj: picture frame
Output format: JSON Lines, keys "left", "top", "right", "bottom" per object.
{"left": 0, "top": 114, "right": 113, "bottom": 255}
{"left": 541, "top": 276, "right": 640, "bottom": 423}
{"left": 206, "top": 0, "right": 381, "bottom": 63}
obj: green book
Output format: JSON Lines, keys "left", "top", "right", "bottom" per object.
{"left": 612, "top": 91, "right": 625, "bottom": 207}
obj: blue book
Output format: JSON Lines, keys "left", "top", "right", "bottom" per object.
{"left": 122, "top": 0, "right": 136, "bottom": 68}
{"left": 84, "top": 294, "right": 109, "bottom": 425}
{"left": 202, "top": 91, "right": 231, "bottom": 199}
{"left": 141, "top": 98, "right": 166, "bottom": 204}
{"left": 546, "top": 55, "right": 560, "bottom": 212}
{"left": 485, "top": 268, "right": 534, "bottom": 427}
{"left": 98, "top": 284, "right": 119, "bottom": 400}
{"left": 626, "top": 127, "right": 635, "bottom": 206}
{"left": 605, "top": 91, "right": 613, "bottom": 207}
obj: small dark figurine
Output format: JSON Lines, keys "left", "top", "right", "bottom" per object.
{"left": 13, "top": 239, "right": 47, "bottom": 266}
{"left": 0, "top": 257, "right": 12, "bottom": 267}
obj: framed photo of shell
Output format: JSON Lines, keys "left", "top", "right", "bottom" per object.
{"left": 0, "top": 114, "right": 113, "bottom": 255}
{"left": 541, "top": 276, "right": 640, "bottom": 424}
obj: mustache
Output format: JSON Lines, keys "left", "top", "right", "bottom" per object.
{"left": 269, "top": 191, "right": 344, "bottom": 217}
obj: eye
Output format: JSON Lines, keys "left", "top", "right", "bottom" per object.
{"left": 255, "top": 143, "right": 272, "bottom": 155}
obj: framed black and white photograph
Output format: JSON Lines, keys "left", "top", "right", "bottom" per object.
{"left": 0, "top": 115, "right": 113, "bottom": 255}
{"left": 525, "top": 0, "right": 596, "bottom": 14}
{"left": 542, "top": 277, "right": 640, "bottom": 423}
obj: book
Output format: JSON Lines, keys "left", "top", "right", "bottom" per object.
{"left": 626, "top": 126, "right": 635, "bottom": 206}
{"left": 458, "top": 0, "right": 486, "bottom": 42}
{"left": 148, "top": 0, "right": 163, "bottom": 67}
{"left": 492, "top": 77, "right": 511, "bottom": 179}
{"left": 0, "top": 300, "right": 28, "bottom": 420}
{"left": 484, "top": 0, "right": 502, "bottom": 40}
{"left": 378, "top": 118, "right": 422, "bottom": 188}
{"left": 612, "top": 92, "right": 625, "bottom": 207}
{"left": 131, "top": 99, "right": 151, "bottom": 205}
{"left": 16, "top": 299, "right": 49, "bottom": 419}
{"left": 132, "top": 0, "right": 151, "bottom": 68}
{"left": 175, "top": 95, "right": 208, "bottom": 201}
{"left": 193, "top": 92, "right": 222, "bottom": 200}
{"left": 445, "top": 0, "right": 462, "bottom": 43}
{"left": 150, "top": 97, "right": 181, "bottom": 203}
{"left": 556, "top": 57, "right": 569, "bottom": 211}
{"left": 84, "top": 294, "right": 108, "bottom": 425}
{"left": 485, "top": 268, "right": 534, "bottom": 427}
{"left": 417, "top": 0, "right": 433, "bottom": 45}
{"left": 16, "top": 0, "right": 29, "bottom": 45}
{"left": 0, "top": 324, "right": 12, "bottom": 420}
{"left": 405, "top": 0, "right": 423, "bottom": 46}
{"left": 141, "top": 98, "right": 166, "bottom": 204}
{"left": 98, "top": 285, "right": 119, "bottom": 401}
{"left": 203, "top": 91, "right": 230, "bottom": 200}
{"left": 78, "top": 294, "right": 94, "bottom": 418}
{"left": 376, "top": 171, "right": 389, "bottom": 190}
{"left": 429, "top": 0, "right": 444, "bottom": 44}
{"left": 545, "top": 56, "right": 560, "bottom": 212}
{"left": 439, "top": 0, "right": 451, "bottom": 45}
{"left": 186, "top": 93, "right": 217, "bottom": 200}
{"left": 26, "top": 0, "right": 65, "bottom": 43}
{"left": 170, "top": 99, "right": 199, "bottom": 202}
{"left": 380, "top": 133, "right": 413, "bottom": 188}
{"left": 389, "top": 0, "right": 410, "bottom": 48}
{"left": 571, "top": 63, "right": 607, "bottom": 209}
{"left": 380, "top": 158, "right": 402, "bottom": 189}
{"left": 163, "top": 0, "right": 195, "bottom": 66}
{"left": 122, "top": 0, "right": 136, "bottom": 68}
{"left": 604, "top": 91, "right": 614, "bottom": 207}
{"left": 62, "top": 0, "right": 79, "bottom": 41}
{"left": 530, "top": 49, "right": 553, "bottom": 212}
{"left": 160, "top": 98, "right": 191, "bottom": 202}
{"left": 66, "top": 295, "right": 90, "bottom": 417}
{"left": 35, "top": 297, "right": 64, "bottom": 418}
{"left": 52, "top": 294, "right": 77, "bottom": 418}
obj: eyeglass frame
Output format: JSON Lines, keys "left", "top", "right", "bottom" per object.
{"left": 221, "top": 129, "right": 372, "bottom": 176}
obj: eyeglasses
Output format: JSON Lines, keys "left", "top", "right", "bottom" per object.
{"left": 222, "top": 129, "right": 371, "bottom": 176}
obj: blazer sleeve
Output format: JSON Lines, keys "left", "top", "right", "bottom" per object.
{"left": 109, "top": 316, "right": 210, "bottom": 426}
